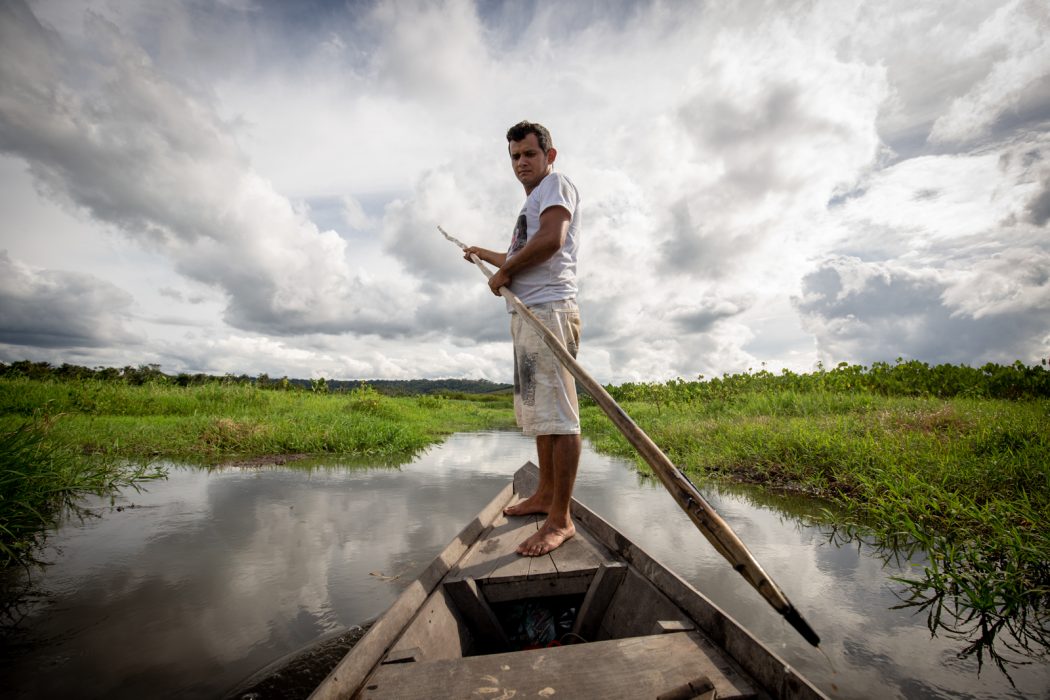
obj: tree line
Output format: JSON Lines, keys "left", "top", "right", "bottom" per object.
{"left": 4, "top": 358, "right": 1048, "bottom": 400}
{"left": 0, "top": 361, "right": 512, "bottom": 396}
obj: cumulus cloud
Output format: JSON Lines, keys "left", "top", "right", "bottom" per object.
{"left": 927, "top": 1, "right": 1050, "bottom": 146}
{"left": 793, "top": 256, "right": 1049, "bottom": 366}
{"left": 158, "top": 330, "right": 512, "bottom": 381}
{"left": 1024, "top": 176, "right": 1050, "bottom": 226}
{"left": 846, "top": 0, "right": 1050, "bottom": 155}
{"left": 658, "top": 6, "right": 885, "bottom": 276}
{"left": 340, "top": 195, "right": 375, "bottom": 231}
{"left": 942, "top": 247, "right": 1050, "bottom": 320}
{"left": 0, "top": 252, "right": 140, "bottom": 348}
{"left": 158, "top": 287, "right": 183, "bottom": 302}
{"left": 365, "top": 0, "right": 493, "bottom": 102}
{"left": 0, "top": 0, "right": 414, "bottom": 339}
{"left": 381, "top": 170, "right": 496, "bottom": 288}
{"left": 1, "top": 0, "right": 1047, "bottom": 380}
{"left": 802, "top": 122, "right": 1050, "bottom": 366}
{"left": 670, "top": 297, "right": 751, "bottom": 335}
{"left": 158, "top": 286, "right": 208, "bottom": 305}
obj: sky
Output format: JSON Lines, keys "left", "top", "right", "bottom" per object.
{"left": 1, "top": 0, "right": 1048, "bottom": 384}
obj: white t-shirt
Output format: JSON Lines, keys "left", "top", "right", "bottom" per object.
{"left": 505, "top": 172, "right": 581, "bottom": 309}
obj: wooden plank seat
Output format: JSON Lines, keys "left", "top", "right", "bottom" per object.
{"left": 359, "top": 631, "right": 754, "bottom": 699}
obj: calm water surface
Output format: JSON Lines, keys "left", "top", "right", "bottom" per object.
{"left": 2, "top": 431, "right": 1047, "bottom": 699}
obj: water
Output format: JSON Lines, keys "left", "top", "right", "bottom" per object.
{"left": 1, "top": 431, "right": 1047, "bottom": 699}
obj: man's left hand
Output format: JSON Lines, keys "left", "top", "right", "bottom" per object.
{"left": 489, "top": 268, "right": 510, "bottom": 296}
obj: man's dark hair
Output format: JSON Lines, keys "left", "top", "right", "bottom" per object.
{"left": 506, "top": 121, "right": 553, "bottom": 153}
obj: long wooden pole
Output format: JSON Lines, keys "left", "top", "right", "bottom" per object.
{"left": 439, "top": 226, "right": 820, "bottom": 647}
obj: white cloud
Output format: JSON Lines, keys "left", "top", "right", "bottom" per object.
{"left": 943, "top": 247, "right": 1050, "bottom": 319}
{"left": 0, "top": 0, "right": 1047, "bottom": 381}
{"left": 365, "top": 0, "right": 493, "bottom": 102}
{"left": 0, "top": 252, "right": 141, "bottom": 348}
{"left": 340, "top": 194, "right": 374, "bottom": 231}
{"left": 793, "top": 255, "right": 1049, "bottom": 366}
{"left": 0, "top": 2, "right": 425, "bottom": 340}
{"left": 928, "top": 1, "right": 1050, "bottom": 146}
{"left": 843, "top": 0, "right": 1050, "bottom": 155}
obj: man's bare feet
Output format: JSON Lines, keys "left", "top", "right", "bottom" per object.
{"left": 516, "top": 521, "right": 575, "bottom": 556}
{"left": 503, "top": 493, "right": 551, "bottom": 516}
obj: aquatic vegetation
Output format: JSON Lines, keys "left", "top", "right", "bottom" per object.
{"left": 0, "top": 416, "right": 162, "bottom": 569}
{"left": 891, "top": 533, "right": 1049, "bottom": 684}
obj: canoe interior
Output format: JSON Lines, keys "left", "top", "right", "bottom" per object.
{"left": 310, "top": 463, "right": 826, "bottom": 700}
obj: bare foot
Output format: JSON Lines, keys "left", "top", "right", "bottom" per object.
{"left": 503, "top": 494, "right": 551, "bottom": 517}
{"left": 516, "top": 521, "right": 575, "bottom": 556}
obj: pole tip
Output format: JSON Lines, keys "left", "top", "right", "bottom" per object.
{"left": 783, "top": 605, "right": 821, "bottom": 647}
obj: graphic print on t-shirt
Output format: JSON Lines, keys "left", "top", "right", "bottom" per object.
{"left": 509, "top": 212, "right": 527, "bottom": 254}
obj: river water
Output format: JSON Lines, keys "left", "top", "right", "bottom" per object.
{"left": 1, "top": 431, "right": 1046, "bottom": 699}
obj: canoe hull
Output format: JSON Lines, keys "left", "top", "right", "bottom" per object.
{"left": 310, "top": 463, "right": 827, "bottom": 700}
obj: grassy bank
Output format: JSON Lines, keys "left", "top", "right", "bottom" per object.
{"left": 0, "top": 378, "right": 515, "bottom": 568}
{"left": 0, "top": 378, "right": 515, "bottom": 461}
{"left": 2, "top": 361, "right": 1047, "bottom": 668}
{"left": 582, "top": 362, "right": 1049, "bottom": 671}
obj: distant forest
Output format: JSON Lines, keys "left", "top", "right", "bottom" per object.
{"left": 5, "top": 358, "right": 1048, "bottom": 400}
{"left": 0, "top": 360, "right": 512, "bottom": 396}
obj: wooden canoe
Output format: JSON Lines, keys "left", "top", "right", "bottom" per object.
{"left": 309, "top": 463, "right": 828, "bottom": 700}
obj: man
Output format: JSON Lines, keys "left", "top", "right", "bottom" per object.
{"left": 464, "top": 120, "right": 582, "bottom": 557}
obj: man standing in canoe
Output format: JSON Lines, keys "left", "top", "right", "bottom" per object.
{"left": 464, "top": 121, "right": 582, "bottom": 557}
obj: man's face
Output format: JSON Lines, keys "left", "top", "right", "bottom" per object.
{"left": 509, "top": 133, "right": 555, "bottom": 193}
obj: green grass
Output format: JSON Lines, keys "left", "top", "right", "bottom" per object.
{"left": 0, "top": 379, "right": 516, "bottom": 568}
{"left": 582, "top": 381, "right": 1049, "bottom": 673}
{"left": 584, "top": 395, "right": 1048, "bottom": 503}
{"left": 0, "top": 379, "right": 516, "bottom": 462}
{"left": 2, "top": 366, "right": 1047, "bottom": 670}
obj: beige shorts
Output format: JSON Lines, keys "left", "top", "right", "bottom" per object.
{"left": 511, "top": 299, "right": 582, "bottom": 436}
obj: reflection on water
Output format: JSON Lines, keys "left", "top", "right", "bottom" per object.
{"left": 1, "top": 431, "right": 1047, "bottom": 699}
{"left": 878, "top": 535, "right": 1049, "bottom": 684}
{"left": 892, "top": 572, "right": 1050, "bottom": 685}
{"left": 819, "top": 517, "right": 1050, "bottom": 687}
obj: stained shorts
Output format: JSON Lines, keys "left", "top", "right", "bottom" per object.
{"left": 511, "top": 299, "right": 582, "bottom": 437}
